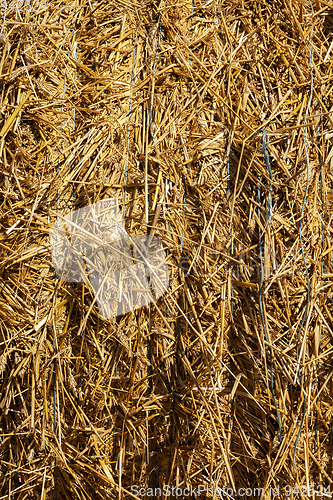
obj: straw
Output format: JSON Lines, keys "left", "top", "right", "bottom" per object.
{"left": 1, "top": 0, "right": 333, "bottom": 497}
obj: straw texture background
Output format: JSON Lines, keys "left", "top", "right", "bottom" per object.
{"left": 1, "top": 0, "right": 333, "bottom": 498}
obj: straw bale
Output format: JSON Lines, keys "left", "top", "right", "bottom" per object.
{"left": 1, "top": 0, "right": 333, "bottom": 498}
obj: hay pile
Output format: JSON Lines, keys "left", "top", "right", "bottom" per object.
{"left": 1, "top": 0, "right": 333, "bottom": 498}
